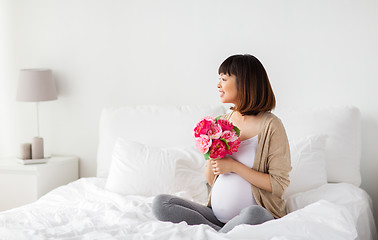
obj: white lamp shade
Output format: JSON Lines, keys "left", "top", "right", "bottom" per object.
{"left": 16, "top": 69, "right": 57, "bottom": 102}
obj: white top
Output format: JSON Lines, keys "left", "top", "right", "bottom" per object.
{"left": 211, "top": 135, "right": 258, "bottom": 223}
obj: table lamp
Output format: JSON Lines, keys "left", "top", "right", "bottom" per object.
{"left": 16, "top": 69, "right": 57, "bottom": 159}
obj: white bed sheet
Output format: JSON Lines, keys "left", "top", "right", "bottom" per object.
{"left": 286, "top": 183, "right": 377, "bottom": 240}
{"left": 0, "top": 178, "right": 375, "bottom": 240}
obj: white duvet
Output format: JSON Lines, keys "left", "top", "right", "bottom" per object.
{"left": 0, "top": 178, "right": 376, "bottom": 240}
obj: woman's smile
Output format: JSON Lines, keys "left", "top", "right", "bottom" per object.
{"left": 217, "top": 73, "right": 237, "bottom": 104}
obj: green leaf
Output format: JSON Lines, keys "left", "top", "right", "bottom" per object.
{"left": 220, "top": 138, "right": 230, "bottom": 150}
{"left": 233, "top": 126, "right": 241, "bottom": 137}
{"left": 204, "top": 152, "right": 210, "bottom": 160}
{"left": 215, "top": 115, "right": 222, "bottom": 121}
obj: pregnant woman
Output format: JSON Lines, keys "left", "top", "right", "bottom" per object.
{"left": 152, "top": 54, "right": 292, "bottom": 233}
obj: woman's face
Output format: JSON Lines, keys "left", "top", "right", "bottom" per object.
{"left": 217, "top": 73, "right": 238, "bottom": 104}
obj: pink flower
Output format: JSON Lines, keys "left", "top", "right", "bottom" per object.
{"left": 193, "top": 117, "right": 213, "bottom": 138}
{"left": 202, "top": 116, "right": 216, "bottom": 123}
{"left": 195, "top": 135, "right": 212, "bottom": 154}
{"left": 227, "top": 138, "right": 241, "bottom": 155}
{"left": 210, "top": 139, "right": 228, "bottom": 159}
{"left": 193, "top": 115, "right": 241, "bottom": 160}
{"left": 217, "top": 118, "right": 234, "bottom": 131}
{"left": 208, "top": 123, "right": 222, "bottom": 139}
{"left": 221, "top": 130, "right": 238, "bottom": 142}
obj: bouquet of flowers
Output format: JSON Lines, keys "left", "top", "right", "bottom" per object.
{"left": 193, "top": 116, "right": 241, "bottom": 160}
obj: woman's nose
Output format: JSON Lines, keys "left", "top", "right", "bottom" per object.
{"left": 217, "top": 81, "right": 221, "bottom": 88}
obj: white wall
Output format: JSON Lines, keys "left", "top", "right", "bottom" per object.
{"left": 1, "top": 0, "right": 377, "bottom": 225}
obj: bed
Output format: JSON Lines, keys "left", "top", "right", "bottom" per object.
{"left": 0, "top": 105, "right": 376, "bottom": 240}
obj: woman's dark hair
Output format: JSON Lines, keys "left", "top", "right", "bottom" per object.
{"left": 218, "top": 54, "right": 276, "bottom": 116}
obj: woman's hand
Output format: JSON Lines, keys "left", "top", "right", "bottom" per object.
{"left": 210, "top": 156, "right": 273, "bottom": 193}
{"left": 210, "top": 157, "right": 238, "bottom": 175}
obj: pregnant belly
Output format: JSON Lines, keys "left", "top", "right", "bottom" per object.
{"left": 211, "top": 173, "right": 256, "bottom": 223}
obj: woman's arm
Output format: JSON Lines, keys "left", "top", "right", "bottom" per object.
{"left": 205, "top": 160, "right": 216, "bottom": 186}
{"left": 232, "top": 160, "right": 272, "bottom": 192}
{"left": 210, "top": 157, "right": 272, "bottom": 192}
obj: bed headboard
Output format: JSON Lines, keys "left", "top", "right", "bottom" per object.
{"left": 275, "top": 105, "right": 361, "bottom": 186}
{"left": 97, "top": 104, "right": 361, "bottom": 187}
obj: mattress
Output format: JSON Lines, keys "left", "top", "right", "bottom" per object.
{"left": 0, "top": 177, "right": 376, "bottom": 240}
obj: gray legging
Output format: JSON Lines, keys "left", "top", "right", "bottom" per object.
{"left": 152, "top": 194, "right": 274, "bottom": 233}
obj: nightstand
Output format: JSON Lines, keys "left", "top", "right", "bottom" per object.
{"left": 0, "top": 155, "right": 79, "bottom": 211}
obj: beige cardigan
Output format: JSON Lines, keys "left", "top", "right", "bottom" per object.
{"left": 207, "top": 111, "right": 292, "bottom": 219}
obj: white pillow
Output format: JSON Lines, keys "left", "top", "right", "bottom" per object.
{"left": 283, "top": 135, "right": 328, "bottom": 199}
{"left": 105, "top": 138, "right": 208, "bottom": 202}
{"left": 97, "top": 105, "right": 227, "bottom": 177}
{"left": 275, "top": 106, "right": 361, "bottom": 186}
